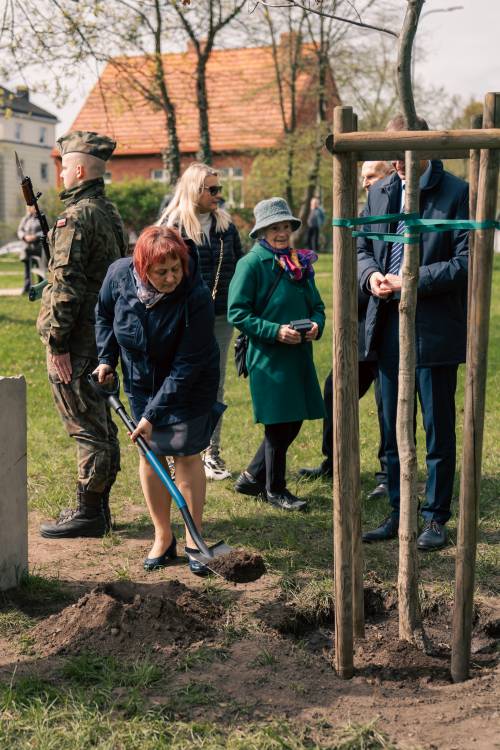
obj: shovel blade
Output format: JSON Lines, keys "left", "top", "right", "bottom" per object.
{"left": 186, "top": 540, "right": 233, "bottom": 567}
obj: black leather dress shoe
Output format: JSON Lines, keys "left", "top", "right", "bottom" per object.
{"left": 185, "top": 547, "right": 210, "bottom": 577}
{"left": 143, "top": 536, "right": 177, "bottom": 571}
{"left": 417, "top": 521, "right": 447, "bottom": 551}
{"left": 298, "top": 464, "right": 333, "bottom": 480}
{"left": 266, "top": 489, "right": 307, "bottom": 512}
{"left": 362, "top": 516, "right": 399, "bottom": 543}
{"left": 234, "top": 471, "right": 265, "bottom": 497}
{"left": 367, "top": 482, "right": 388, "bottom": 499}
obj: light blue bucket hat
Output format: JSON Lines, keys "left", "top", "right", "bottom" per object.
{"left": 249, "top": 197, "right": 301, "bottom": 239}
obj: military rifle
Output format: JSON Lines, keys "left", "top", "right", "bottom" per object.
{"left": 15, "top": 151, "right": 50, "bottom": 301}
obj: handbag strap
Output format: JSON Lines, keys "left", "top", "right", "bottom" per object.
{"left": 258, "top": 265, "right": 284, "bottom": 316}
{"left": 211, "top": 237, "right": 224, "bottom": 301}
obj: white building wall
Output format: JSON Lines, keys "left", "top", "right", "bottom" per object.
{"left": 0, "top": 113, "right": 56, "bottom": 231}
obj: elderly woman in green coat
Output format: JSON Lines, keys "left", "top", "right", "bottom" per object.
{"left": 228, "top": 197, "right": 325, "bottom": 512}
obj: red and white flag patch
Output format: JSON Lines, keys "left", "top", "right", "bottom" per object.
{"left": 56, "top": 218, "right": 67, "bottom": 228}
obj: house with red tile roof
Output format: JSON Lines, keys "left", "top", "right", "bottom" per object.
{"left": 62, "top": 39, "right": 340, "bottom": 208}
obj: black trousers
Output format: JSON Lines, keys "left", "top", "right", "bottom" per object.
{"left": 321, "top": 366, "right": 386, "bottom": 481}
{"left": 379, "top": 359, "right": 458, "bottom": 524}
{"left": 247, "top": 421, "right": 303, "bottom": 493}
{"left": 307, "top": 226, "right": 320, "bottom": 252}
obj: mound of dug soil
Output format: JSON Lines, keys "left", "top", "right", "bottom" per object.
{"left": 208, "top": 550, "right": 266, "bottom": 583}
{"left": 30, "top": 580, "right": 224, "bottom": 658}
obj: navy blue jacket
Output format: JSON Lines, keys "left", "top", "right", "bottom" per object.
{"left": 186, "top": 218, "right": 243, "bottom": 317}
{"left": 95, "top": 252, "right": 220, "bottom": 427}
{"left": 357, "top": 160, "right": 469, "bottom": 366}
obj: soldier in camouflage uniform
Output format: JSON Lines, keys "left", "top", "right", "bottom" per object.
{"left": 38, "top": 131, "right": 128, "bottom": 539}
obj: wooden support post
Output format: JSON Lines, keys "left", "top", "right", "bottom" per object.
{"left": 350, "top": 113, "right": 365, "bottom": 641}
{"left": 332, "top": 105, "right": 359, "bottom": 678}
{"left": 397, "top": 151, "right": 425, "bottom": 646}
{"left": 467, "top": 113, "right": 483, "bottom": 314}
{"left": 451, "top": 92, "right": 500, "bottom": 683}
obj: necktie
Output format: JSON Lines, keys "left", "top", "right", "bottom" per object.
{"left": 387, "top": 186, "right": 405, "bottom": 275}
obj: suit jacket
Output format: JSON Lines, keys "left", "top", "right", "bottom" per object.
{"left": 357, "top": 160, "right": 469, "bottom": 367}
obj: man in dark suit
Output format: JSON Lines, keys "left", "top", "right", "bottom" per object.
{"left": 357, "top": 115, "right": 469, "bottom": 550}
{"left": 300, "top": 161, "right": 393, "bottom": 496}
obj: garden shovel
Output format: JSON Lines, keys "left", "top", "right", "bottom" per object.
{"left": 88, "top": 372, "right": 233, "bottom": 570}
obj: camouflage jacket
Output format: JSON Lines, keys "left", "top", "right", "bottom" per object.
{"left": 37, "top": 179, "right": 127, "bottom": 357}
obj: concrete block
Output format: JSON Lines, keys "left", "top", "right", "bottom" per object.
{"left": 0, "top": 376, "right": 27, "bottom": 590}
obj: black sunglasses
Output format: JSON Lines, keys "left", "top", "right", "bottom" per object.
{"left": 203, "top": 185, "right": 223, "bottom": 196}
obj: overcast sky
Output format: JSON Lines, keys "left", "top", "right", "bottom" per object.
{"left": 415, "top": 0, "right": 499, "bottom": 100}
{"left": 17, "top": 0, "right": 500, "bottom": 136}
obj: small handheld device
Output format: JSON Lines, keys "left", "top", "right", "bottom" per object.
{"left": 289, "top": 318, "right": 313, "bottom": 341}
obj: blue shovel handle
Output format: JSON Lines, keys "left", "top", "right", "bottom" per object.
{"left": 87, "top": 372, "right": 212, "bottom": 558}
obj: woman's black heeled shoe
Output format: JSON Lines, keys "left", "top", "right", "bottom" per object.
{"left": 143, "top": 535, "right": 177, "bottom": 571}
{"left": 185, "top": 546, "right": 211, "bottom": 577}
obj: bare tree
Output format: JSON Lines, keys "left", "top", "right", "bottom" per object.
{"left": 170, "top": 0, "right": 247, "bottom": 164}
{"left": 254, "top": 0, "right": 429, "bottom": 648}
{"left": 1, "top": 0, "right": 184, "bottom": 182}
{"left": 262, "top": 5, "right": 309, "bottom": 211}
{"left": 293, "top": 0, "right": 377, "bottom": 243}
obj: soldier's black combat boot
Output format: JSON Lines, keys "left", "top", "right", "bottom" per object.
{"left": 101, "top": 486, "right": 113, "bottom": 531}
{"left": 40, "top": 485, "right": 109, "bottom": 539}
{"left": 55, "top": 486, "right": 114, "bottom": 531}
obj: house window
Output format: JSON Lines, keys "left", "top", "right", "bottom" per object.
{"left": 104, "top": 171, "right": 112, "bottom": 184}
{"left": 219, "top": 167, "right": 244, "bottom": 208}
{"left": 15, "top": 123, "right": 22, "bottom": 141}
{"left": 39, "top": 127, "right": 47, "bottom": 144}
{"left": 151, "top": 168, "right": 168, "bottom": 182}
{"left": 40, "top": 163, "right": 48, "bottom": 181}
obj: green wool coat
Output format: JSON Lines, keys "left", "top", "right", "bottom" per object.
{"left": 227, "top": 243, "right": 326, "bottom": 425}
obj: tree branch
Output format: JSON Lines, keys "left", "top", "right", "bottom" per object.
{"left": 252, "top": 0, "right": 398, "bottom": 37}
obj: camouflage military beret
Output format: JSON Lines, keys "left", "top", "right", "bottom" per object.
{"left": 57, "top": 131, "right": 116, "bottom": 161}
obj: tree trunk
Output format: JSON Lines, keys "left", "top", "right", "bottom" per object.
{"left": 451, "top": 92, "right": 500, "bottom": 683}
{"left": 196, "top": 53, "right": 212, "bottom": 164}
{"left": 293, "top": 141, "right": 321, "bottom": 247}
{"left": 285, "top": 136, "right": 295, "bottom": 213}
{"left": 293, "top": 33, "right": 328, "bottom": 247}
{"left": 394, "top": 0, "right": 426, "bottom": 648}
{"left": 396, "top": 0, "right": 425, "bottom": 129}
{"left": 396, "top": 151, "right": 426, "bottom": 646}
{"left": 153, "top": 0, "right": 180, "bottom": 185}
{"left": 157, "top": 75, "right": 181, "bottom": 185}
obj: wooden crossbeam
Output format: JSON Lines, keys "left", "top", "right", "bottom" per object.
{"left": 326, "top": 128, "right": 500, "bottom": 155}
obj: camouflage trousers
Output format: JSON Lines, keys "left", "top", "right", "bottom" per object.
{"left": 46, "top": 352, "right": 120, "bottom": 493}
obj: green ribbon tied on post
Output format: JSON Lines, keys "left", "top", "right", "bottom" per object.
{"left": 332, "top": 213, "right": 500, "bottom": 244}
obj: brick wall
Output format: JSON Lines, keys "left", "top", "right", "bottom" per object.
{"left": 53, "top": 150, "right": 255, "bottom": 191}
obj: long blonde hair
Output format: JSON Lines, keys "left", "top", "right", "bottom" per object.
{"left": 158, "top": 162, "right": 231, "bottom": 245}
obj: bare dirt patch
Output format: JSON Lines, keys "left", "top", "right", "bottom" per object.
{"left": 1, "top": 510, "right": 498, "bottom": 750}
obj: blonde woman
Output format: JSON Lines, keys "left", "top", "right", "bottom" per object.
{"left": 159, "top": 163, "right": 243, "bottom": 480}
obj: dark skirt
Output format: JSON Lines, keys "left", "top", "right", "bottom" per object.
{"left": 128, "top": 393, "right": 226, "bottom": 457}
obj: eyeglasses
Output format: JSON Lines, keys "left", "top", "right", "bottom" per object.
{"left": 203, "top": 185, "right": 223, "bottom": 196}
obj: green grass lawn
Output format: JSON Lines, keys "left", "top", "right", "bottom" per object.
{"left": 0, "top": 253, "right": 498, "bottom": 748}
{"left": 1, "top": 253, "right": 497, "bottom": 591}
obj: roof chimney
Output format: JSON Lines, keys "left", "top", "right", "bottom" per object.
{"left": 15, "top": 85, "right": 29, "bottom": 101}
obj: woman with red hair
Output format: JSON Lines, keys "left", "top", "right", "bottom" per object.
{"left": 94, "top": 225, "right": 223, "bottom": 575}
